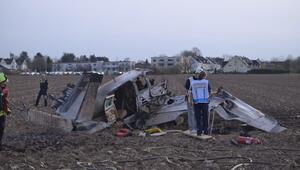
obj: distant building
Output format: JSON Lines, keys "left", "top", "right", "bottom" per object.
{"left": 135, "top": 60, "right": 151, "bottom": 69}
{"left": 53, "top": 60, "right": 135, "bottom": 74}
{"left": 151, "top": 56, "right": 181, "bottom": 70}
{"left": 222, "top": 56, "right": 261, "bottom": 73}
{"left": 52, "top": 62, "right": 94, "bottom": 72}
{"left": 260, "top": 61, "right": 288, "bottom": 70}
{"left": 207, "top": 57, "right": 224, "bottom": 68}
{"left": 0, "top": 58, "right": 18, "bottom": 70}
{"left": 16, "top": 58, "right": 30, "bottom": 71}
{"left": 189, "top": 56, "right": 222, "bottom": 73}
{"left": 102, "top": 61, "right": 135, "bottom": 74}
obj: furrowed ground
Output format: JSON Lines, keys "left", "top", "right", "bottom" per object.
{"left": 0, "top": 74, "right": 299, "bottom": 170}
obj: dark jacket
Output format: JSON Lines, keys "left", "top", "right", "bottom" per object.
{"left": 39, "top": 80, "right": 48, "bottom": 94}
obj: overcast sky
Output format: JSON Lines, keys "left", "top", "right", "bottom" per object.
{"left": 0, "top": 0, "right": 299, "bottom": 61}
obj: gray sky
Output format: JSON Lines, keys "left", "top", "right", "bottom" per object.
{"left": 0, "top": 0, "right": 299, "bottom": 61}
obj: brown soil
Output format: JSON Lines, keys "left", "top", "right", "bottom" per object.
{"left": 1, "top": 74, "right": 300, "bottom": 170}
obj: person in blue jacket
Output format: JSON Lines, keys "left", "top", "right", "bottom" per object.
{"left": 190, "top": 71, "right": 211, "bottom": 135}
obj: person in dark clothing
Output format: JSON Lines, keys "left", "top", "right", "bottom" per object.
{"left": 184, "top": 74, "right": 198, "bottom": 133}
{"left": 35, "top": 74, "right": 48, "bottom": 107}
{"left": 0, "top": 72, "right": 10, "bottom": 150}
{"left": 190, "top": 71, "right": 211, "bottom": 135}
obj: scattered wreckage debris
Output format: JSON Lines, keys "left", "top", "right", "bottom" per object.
{"left": 26, "top": 70, "right": 286, "bottom": 134}
{"left": 231, "top": 136, "right": 262, "bottom": 146}
{"left": 210, "top": 87, "right": 286, "bottom": 133}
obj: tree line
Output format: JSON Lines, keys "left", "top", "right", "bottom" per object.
{"left": 281, "top": 56, "right": 300, "bottom": 73}
{"left": 8, "top": 51, "right": 110, "bottom": 72}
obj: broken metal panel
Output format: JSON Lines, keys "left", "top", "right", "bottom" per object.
{"left": 156, "top": 95, "right": 187, "bottom": 113}
{"left": 76, "top": 78, "right": 102, "bottom": 122}
{"left": 56, "top": 73, "right": 103, "bottom": 122}
{"left": 56, "top": 74, "right": 89, "bottom": 115}
{"left": 210, "top": 90, "right": 286, "bottom": 133}
{"left": 136, "top": 95, "right": 187, "bottom": 127}
{"left": 58, "top": 89, "right": 87, "bottom": 120}
{"left": 94, "top": 70, "right": 148, "bottom": 116}
{"left": 149, "top": 80, "right": 168, "bottom": 97}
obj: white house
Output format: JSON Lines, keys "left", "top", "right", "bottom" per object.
{"left": 188, "top": 56, "right": 221, "bottom": 73}
{"left": 16, "top": 59, "right": 29, "bottom": 71}
{"left": 222, "top": 56, "right": 262, "bottom": 73}
{"left": 222, "top": 56, "right": 250, "bottom": 73}
{"left": 0, "top": 58, "right": 18, "bottom": 70}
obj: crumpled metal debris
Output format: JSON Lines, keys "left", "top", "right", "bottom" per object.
{"left": 28, "top": 70, "right": 286, "bottom": 134}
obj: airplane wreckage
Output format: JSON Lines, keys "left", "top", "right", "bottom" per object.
{"left": 27, "top": 70, "right": 286, "bottom": 134}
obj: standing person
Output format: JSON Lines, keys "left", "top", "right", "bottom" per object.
{"left": 184, "top": 74, "right": 197, "bottom": 133}
{"left": 191, "top": 71, "right": 211, "bottom": 135}
{"left": 35, "top": 74, "right": 48, "bottom": 107}
{"left": 0, "top": 72, "right": 11, "bottom": 150}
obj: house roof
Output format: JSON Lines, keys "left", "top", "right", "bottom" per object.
{"left": 206, "top": 57, "right": 216, "bottom": 64}
{"left": 222, "top": 61, "right": 229, "bottom": 67}
{"left": 251, "top": 60, "right": 261, "bottom": 65}
{"left": 238, "top": 56, "right": 251, "bottom": 65}
{"left": 192, "top": 56, "right": 210, "bottom": 64}
{"left": 207, "top": 57, "right": 224, "bottom": 65}
{"left": 223, "top": 56, "right": 248, "bottom": 67}
{"left": 4, "top": 58, "right": 14, "bottom": 65}
{"left": 0, "top": 65, "right": 9, "bottom": 71}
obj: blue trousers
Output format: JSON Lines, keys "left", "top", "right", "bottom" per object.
{"left": 194, "top": 103, "right": 209, "bottom": 135}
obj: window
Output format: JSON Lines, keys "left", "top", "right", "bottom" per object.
{"left": 159, "top": 59, "right": 164, "bottom": 62}
{"left": 168, "top": 59, "right": 173, "bottom": 62}
{"left": 153, "top": 59, "right": 156, "bottom": 62}
{"left": 159, "top": 63, "right": 164, "bottom": 67}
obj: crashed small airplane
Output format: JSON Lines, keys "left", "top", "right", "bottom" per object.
{"left": 27, "top": 70, "right": 286, "bottom": 133}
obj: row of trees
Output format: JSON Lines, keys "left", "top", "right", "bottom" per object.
{"left": 10, "top": 51, "right": 53, "bottom": 72}
{"left": 281, "top": 57, "right": 300, "bottom": 73}
{"left": 9, "top": 52, "right": 111, "bottom": 72}
{"left": 60, "top": 53, "right": 109, "bottom": 63}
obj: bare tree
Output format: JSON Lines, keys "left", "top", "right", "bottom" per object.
{"left": 180, "top": 56, "right": 192, "bottom": 73}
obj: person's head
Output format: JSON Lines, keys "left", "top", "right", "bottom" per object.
{"left": 41, "top": 74, "right": 47, "bottom": 81}
{"left": 0, "top": 72, "right": 7, "bottom": 88}
{"left": 198, "top": 71, "right": 207, "bottom": 79}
